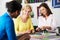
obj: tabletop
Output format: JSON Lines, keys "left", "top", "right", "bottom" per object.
{"left": 30, "top": 32, "right": 60, "bottom": 40}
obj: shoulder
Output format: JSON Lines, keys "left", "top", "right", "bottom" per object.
{"left": 0, "top": 12, "right": 10, "bottom": 19}
{"left": 49, "top": 14, "right": 56, "bottom": 18}
{"left": 5, "top": 18, "right": 14, "bottom": 29}
{"left": 49, "top": 14, "right": 53, "bottom": 17}
{"left": 0, "top": 13, "right": 12, "bottom": 22}
{"left": 1, "top": 12, "right": 8, "bottom": 17}
{"left": 16, "top": 16, "right": 21, "bottom": 20}
{"left": 49, "top": 14, "right": 55, "bottom": 19}
{"left": 14, "top": 16, "right": 21, "bottom": 23}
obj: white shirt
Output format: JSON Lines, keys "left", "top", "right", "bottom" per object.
{"left": 38, "top": 14, "right": 57, "bottom": 30}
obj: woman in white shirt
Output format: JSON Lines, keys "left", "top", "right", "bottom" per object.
{"left": 36, "top": 3, "right": 56, "bottom": 32}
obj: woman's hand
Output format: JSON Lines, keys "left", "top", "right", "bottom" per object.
{"left": 46, "top": 26, "right": 52, "bottom": 30}
{"left": 40, "top": 26, "right": 46, "bottom": 30}
{"left": 36, "top": 27, "right": 40, "bottom": 32}
{"left": 31, "top": 30, "right": 35, "bottom": 34}
{"left": 26, "top": 30, "right": 35, "bottom": 34}
{"left": 40, "top": 26, "right": 51, "bottom": 30}
{"left": 26, "top": 30, "right": 31, "bottom": 33}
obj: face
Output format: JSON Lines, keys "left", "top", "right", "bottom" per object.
{"left": 12, "top": 10, "right": 20, "bottom": 18}
{"left": 23, "top": 7, "right": 31, "bottom": 17}
{"left": 25, "top": 7, "right": 31, "bottom": 16}
{"left": 39, "top": 6, "right": 47, "bottom": 16}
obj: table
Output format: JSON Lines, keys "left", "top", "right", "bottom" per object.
{"left": 30, "top": 32, "right": 60, "bottom": 40}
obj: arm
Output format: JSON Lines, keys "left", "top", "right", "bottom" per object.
{"left": 29, "top": 18, "right": 35, "bottom": 33}
{"left": 6, "top": 19, "right": 17, "bottom": 40}
{"left": 46, "top": 16, "right": 57, "bottom": 32}
{"left": 38, "top": 17, "right": 43, "bottom": 28}
{"left": 51, "top": 17, "right": 57, "bottom": 30}
{"left": 14, "top": 18, "right": 19, "bottom": 35}
{"left": 36, "top": 17, "right": 43, "bottom": 31}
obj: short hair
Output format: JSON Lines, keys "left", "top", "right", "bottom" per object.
{"left": 22, "top": 5, "right": 32, "bottom": 12}
{"left": 20, "top": 5, "right": 32, "bottom": 16}
{"left": 39, "top": 3, "right": 53, "bottom": 16}
{"left": 6, "top": 1, "right": 22, "bottom": 13}
{"left": 25, "top": 5, "right": 32, "bottom": 12}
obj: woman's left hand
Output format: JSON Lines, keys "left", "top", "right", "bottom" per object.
{"left": 46, "top": 26, "right": 52, "bottom": 30}
{"left": 26, "top": 30, "right": 31, "bottom": 33}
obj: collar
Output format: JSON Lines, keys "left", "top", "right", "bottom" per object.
{"left": 7, "top": 12, "right": 12, "bottom": 18}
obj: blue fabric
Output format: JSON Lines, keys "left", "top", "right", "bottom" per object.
{"left": 0, "top": 12, "right": 17, "bottom": 40}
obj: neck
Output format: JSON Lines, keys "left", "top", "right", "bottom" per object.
{"left": 44, "top": 14, "right": 48, "bottom": 20}
{"left": 21, "top": 15, "right": 28, "bottom": 23}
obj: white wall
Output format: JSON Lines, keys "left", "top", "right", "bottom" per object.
{"left": 0, "top": 0, "right": 12, "bottom": 16}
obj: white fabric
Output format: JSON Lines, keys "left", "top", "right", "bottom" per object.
{"left": 38, "top": 14, "right": 57, "bottom": 30}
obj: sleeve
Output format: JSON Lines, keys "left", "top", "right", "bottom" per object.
{"left": 51, "top": 17, "right": 57, "bottom": 30}
{"left": 14, "top": 17, "right": 19, "bottom": 35}
{"left": 29, "top": 18, "right": 34, "bottom": 30}
{"left": 38, "top": 17, "right": 43, "bottom": 28}
{"left": 6, "top": 19, "right": 17, "bottom": 40}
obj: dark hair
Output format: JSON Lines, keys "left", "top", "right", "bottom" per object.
{"left": 39, "top": 3, "right": 53, "bottom": 17}
{"left": 6, "top": 1, "right": 22, "bottom": 13}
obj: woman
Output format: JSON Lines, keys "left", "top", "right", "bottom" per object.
{"left": 36, "top": 3, "right": 57, "bottom": 32}
{"left": 14, "top": 5, "right": 34, "bottom": 35}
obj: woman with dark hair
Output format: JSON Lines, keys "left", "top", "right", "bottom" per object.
{"left": 36, "top": 3, "right": 57, "bottom": 32}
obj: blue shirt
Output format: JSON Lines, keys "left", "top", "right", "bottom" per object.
{"left": 0, "top": 12, "right": 17, "bottom": 40}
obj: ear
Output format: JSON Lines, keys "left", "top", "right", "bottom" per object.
{"left": 15, "top": 10, "right": 18, "bottom": 14}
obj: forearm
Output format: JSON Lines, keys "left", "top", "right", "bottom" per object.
{"left": 16, "top": 31, "right": 26, "bottom": 35}
{"left": 40, "top": 26, "right": 52, "bottom": 30}
{"left": 16, "top": 31, "right": 31, "bottom": 35}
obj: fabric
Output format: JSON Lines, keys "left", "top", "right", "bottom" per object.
{"left": 14, "top": 16, "right": 34, "bottom": 34}
{"left": 38, "top": 14, "right": 57, "bottom": 30}
{"left": 0, "top": 12, "right": 17, "bottom": 40}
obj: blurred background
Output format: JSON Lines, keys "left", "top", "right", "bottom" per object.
{"left": 0, "top": 0, "right": 60, "bottom": 27}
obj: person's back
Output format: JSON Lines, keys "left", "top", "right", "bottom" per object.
{"left": 0, "top": 1, "right": 22, "bottom": 40}
{"left": 0, "top": 12, "right": 17, "bottom": 40}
